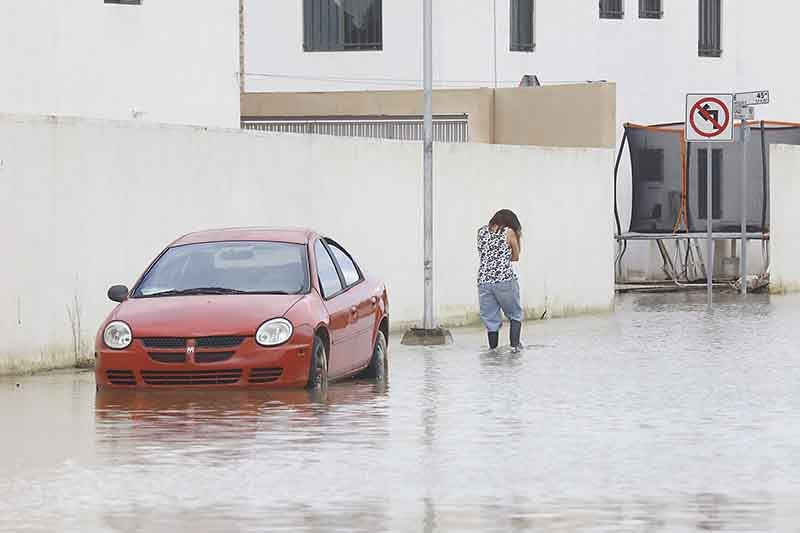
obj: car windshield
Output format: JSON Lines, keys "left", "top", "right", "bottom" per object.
{"left": 132, "top": 241, "right": 310, "bottom": 297}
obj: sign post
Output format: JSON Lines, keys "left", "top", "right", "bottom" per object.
{"left": 686, "top": 93, "right": 734, "bottom": 310}
{"left": 740, "top": 119, "right": 749, "bottom": 296}
{"left": 733, "top": 90, "right": 769, "bottom": 296}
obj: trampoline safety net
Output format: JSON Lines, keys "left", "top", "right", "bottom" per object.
{"left": 617, "top": 121, "right": 800, "bottom": 234}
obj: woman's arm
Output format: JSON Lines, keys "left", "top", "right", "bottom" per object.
{"left": 507, "top": 229, "right": 520, "bottom": 262}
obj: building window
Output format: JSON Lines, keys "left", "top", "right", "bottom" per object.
{"left": 104, "top": 0, "right": 141, "bottom": 4}
{"left": 510, "top": 0, "right": 535, "bottom": 52}
{"left": 634, "top": 148, "right": 664, "bottom": 183}
{"left": 599, "top": 0, "right": 624, "bottom": 19}
{"left": 303, "top": 0, "right": 382, "bottom": 52}
{"left": 699, "top": 0, "right": 721, "bottom": 57}
{"left": 639, "top": 0, "right": 663, "bottom": 19}
{"left": 698, "top": 148, "right": 722, "bottom": 219}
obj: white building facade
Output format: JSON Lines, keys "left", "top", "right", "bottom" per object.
{"left": 0, "top": 0, "right": 240, "bottom": 128}
{"left": 244, "top": 0, "right": 797, "bottom": 127}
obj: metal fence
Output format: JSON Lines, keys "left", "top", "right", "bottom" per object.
{"left": 241, "top": 116, "right": 469, "bottom": 143}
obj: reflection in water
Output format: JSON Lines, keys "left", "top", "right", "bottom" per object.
{"left": 1, "top": 293, "right": 799, "bottom": 531}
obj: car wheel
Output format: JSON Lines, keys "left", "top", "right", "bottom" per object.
{"left": 361, "top": 330, "right": 388, "bottom": 380}
{"left": 306, "top": 335, "right": 328, "bottom": 391}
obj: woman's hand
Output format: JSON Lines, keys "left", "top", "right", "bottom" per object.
{"left": 506, "top": 228, "right": 520, "bottom": 262}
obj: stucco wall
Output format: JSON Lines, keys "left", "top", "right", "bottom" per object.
{"left": 241, "top": 83, "right": 616, "bottom": 148}
{"left": 493, "top": 85, "right": 616, "bottom": 149}
{"left": 768, "top": 144, "right": 800, "bottom": 294}
{"left": 0, "top": 0, "right": 240, "bottom": 128}
{"left": 242, "top": 88, "right": 496, "bottom": 143}
{"left": 0, "top": 114, "right": 614, "bottom": 373}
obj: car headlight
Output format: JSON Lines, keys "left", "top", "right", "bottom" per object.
{"left": 256, "top": 318, "right": 293, "bottom": 347}
{"left": 104, "top": 321, "right": 132, "bottom": 350}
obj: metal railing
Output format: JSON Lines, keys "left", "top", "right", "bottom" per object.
{"left": 241, "top": 116, "right": 469, "bottom": 143}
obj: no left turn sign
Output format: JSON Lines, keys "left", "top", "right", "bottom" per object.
{"left": 685, "top": 93, "right": 734, "bottom": 142}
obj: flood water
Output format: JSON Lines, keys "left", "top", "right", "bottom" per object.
{"left": 3, "top": 292, "right": 800, "bottom": 532}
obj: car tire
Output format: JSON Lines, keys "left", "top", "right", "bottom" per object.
{"left": 361, "top": 330, "right": 388, "bottom": 380}
{"left": 306, "top": 335, "right": 328, "bottom": 391}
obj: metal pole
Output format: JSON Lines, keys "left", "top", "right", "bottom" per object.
{"left": 423, "top": 0, "right": 434, "bottom": 330}
{"left": 740, "top": 120, "right": 749, "bottom": 295}
{"left": 707, "top": 142, "right": 714, "bottom": 310}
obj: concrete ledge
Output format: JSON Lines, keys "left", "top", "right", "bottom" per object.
{"left": 400, "top": 328, "right": 454, "bottom": 346}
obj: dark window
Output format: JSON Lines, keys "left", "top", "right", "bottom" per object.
{"left": 634, "top": 148, "right": 664, "bottom": 183}
{"left": 133, "top": 241, "right": 310, "bottom": 297}
{"left": 304, "top": 0, "right": 382, "bottom": 52}
{"left": 699, "top": 0, "right": 721, "bottom": 57}
{"left": 698, "top": 149, "right": 723, "bottom": 220}
{"left": 510, "top": 0, "right": 535, "bottom": 52}
{"left": 105, "top": 0, "right": 141, "bottom": 4}
{"left": 315, "top": 240, "right": 343, "bottom": 298}
{"left": 326, "top": 241, "right": 362, "bottom": 287}
{"left": 600, "top": 0, "right": 624, "bottom": 19}
{"left": 639, "top": 0, "right": 662, "bottom": 19}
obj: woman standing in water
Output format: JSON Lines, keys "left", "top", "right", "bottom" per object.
{"left": 477, "top": 209, "right": 523, "bottom": 352}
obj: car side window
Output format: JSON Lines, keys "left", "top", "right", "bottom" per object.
{"left": 315, "top": 240, "right": 343, "bottom": 298}
{"left": 326, "top": 240, "right": 361, "bottom": 287}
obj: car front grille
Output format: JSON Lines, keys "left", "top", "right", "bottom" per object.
{"left": 140, "top": 337, "right": 186, "bottom": 349}
{"left": 148, "top": 352, "right": 187, "bottom": 364}
{"left": 106, "top": 370, "right": 136, "bottom": 385}
{"left": 141, "top": 369, "right": 243, "bottom": 386}
{"left": 194, "top": 351, "right": 235, "bottom": 364}
{"left": 196, "top": 336, "right": 245, "bottom": 348}
{"left": 140, "top": 337, "right": 245, "bottom": 349}
{"left": 248, "top": 367, "right": 283, "bottom": 384}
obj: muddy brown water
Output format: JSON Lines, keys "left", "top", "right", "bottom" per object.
{"left": 2, "top": 292, "right": 800, "bottom": 532}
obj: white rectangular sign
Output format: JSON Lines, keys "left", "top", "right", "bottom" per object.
{"left": 734, "top": 91, "right": 769, "bottom": 106}
{"left": 734, "top": 104, "right": 754, "bottom": 121}
{"left": 685, "top": 93, "right": 735, "bottom": 143}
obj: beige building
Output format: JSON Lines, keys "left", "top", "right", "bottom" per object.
{"left": 241, "top": 83, "right": 616, "bottom": 149}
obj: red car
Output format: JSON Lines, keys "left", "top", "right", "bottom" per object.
{"left": 95, "top": 228, "right": 389, "bottom": 390}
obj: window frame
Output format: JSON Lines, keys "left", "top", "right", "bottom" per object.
{"left": 314, "top": 239, "right": 346, "bottom": 300}
{"left": 599, "top": 0, "right": 624, "bottom": 19}
{"left": 303, "top": 0, "right": 383, "bottom": 53}
{"left": 325, "top": 240, "right": 363, "bottom": 287}
{"left": 510, "top": 0, "right": 535, "bottom": 53}
{"left": 639, "top": 0, "right": 663, "bottom": 19}
{"left": 634, "top": 147, "right": 665, "bottom": 183}
{"left": 312, "top": 238, "right": 365, "bottom": 300}
{"left": 698, "top": 0, "right": 722, "bottom": 58}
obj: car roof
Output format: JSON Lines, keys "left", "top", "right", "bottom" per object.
{"left": 169, "top": 227, "right": 318, "bottom": 247}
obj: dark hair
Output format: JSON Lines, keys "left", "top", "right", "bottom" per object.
{"left": 489, "top": 209, "right": 522, "bottom": 239}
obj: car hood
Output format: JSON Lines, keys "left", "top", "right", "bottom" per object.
{"left": 112, "top": 294, "right": 305, "bottom": 337}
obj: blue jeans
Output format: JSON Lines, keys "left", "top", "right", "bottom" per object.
{"left": 478, "top": 279, "right": 522, "bottom": 332}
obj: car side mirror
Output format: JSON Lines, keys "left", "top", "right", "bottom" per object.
{"left": 108, "top": 285, "right": 129, "bottom": 303}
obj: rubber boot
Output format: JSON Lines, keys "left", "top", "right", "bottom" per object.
{"left": 509, "top": 320, "right": 522, "bottom": 351}
{"left": 487, "top": 331, "right": 499, "bottom": 350}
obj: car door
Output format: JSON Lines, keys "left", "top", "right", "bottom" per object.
{"left": 324, "top": 239, "right": 375, "bottom": 372}
{"left": 313, "top": 239, "right": 361, "bottom": 379}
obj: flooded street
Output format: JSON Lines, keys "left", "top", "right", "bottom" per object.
{"left": 3, "top": 292, "right": 800, "bottom": 532}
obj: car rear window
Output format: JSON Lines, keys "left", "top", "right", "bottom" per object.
{"left": 133, "top": 241, "right": 310, "bottom": 297}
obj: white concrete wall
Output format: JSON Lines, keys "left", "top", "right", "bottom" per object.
{"left": 768, "top": 144, "right": 800, "bottom": 294}
{"left": 0, "top": 0, "right": 240, "bottom": 128}
{"left": 0, "top": 114, "right": 614, "bottom": 373}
